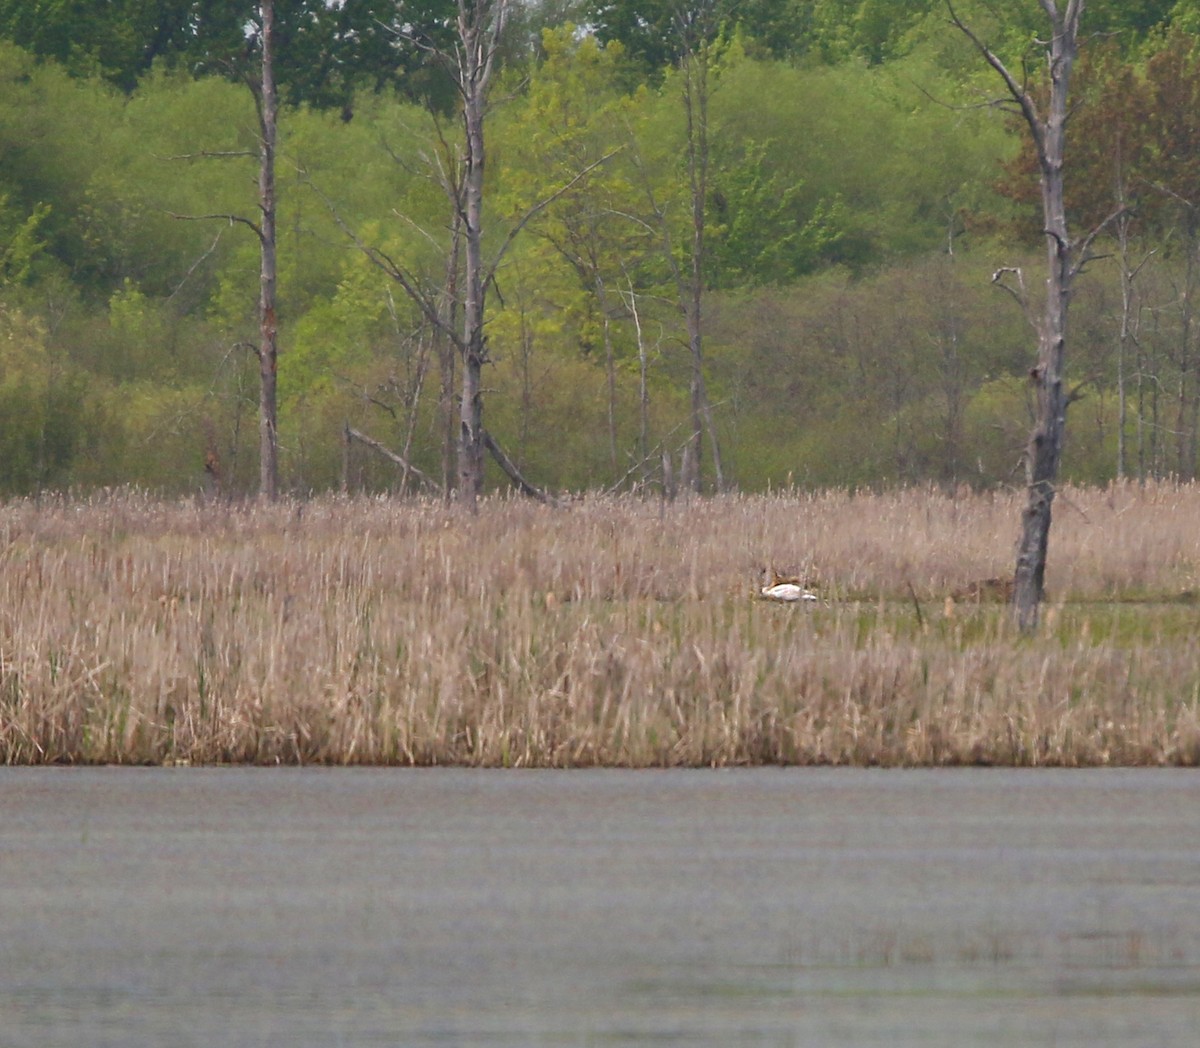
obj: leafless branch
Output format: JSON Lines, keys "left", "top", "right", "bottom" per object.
{"left": 601, "top": 438, "right": 680, "bottom": 496}
{"left": 485, "top": 148, "right": 622, "bottom": 282}
{"left": 945, "top": 1, "right": 1045, "bottom": 156}
{"left": 346, "top": 426, "right": 440, "bottom": 492}
{"left": 1128, "top": 247, "right": 1158, "bottom": 282}
{"left": 991, "top": 266, "right": 1029, "bottom": 310}
{"left": 168, "top": 211, "right": 264, "bottom": 243}
{"left": 167, "top": 228, "right": 225, "bottom": 301}
{"left": 1143, "top": 178, "right": 1197, "bottom": 213}
{"left": 909, "top": 77, "right": 1022, "bottom": 116}
{"left": 337, "top": 374, "right": 399, "bottom": 420}
{"left": 1071, "top": 205, "right": 1130, "bottom": 279}
{"left": 298, "top": 167, "right": 460, "bottom": 352}
{"left": 389, "top": 208, "right": 445, "bottom": 252}
{"left": 481, "top": 429, "right": 559, "bottom": 505}
{"left": 600, "top": 207, "right": 660, "bottom": 239}
{"left": 158, "top": 149, "right": 256, "bottom": 161}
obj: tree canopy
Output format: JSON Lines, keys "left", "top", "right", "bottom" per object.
{"left": 1, "top": 2, "right": 1200, "bottom": 496}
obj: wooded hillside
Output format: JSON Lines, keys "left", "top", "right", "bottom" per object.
{"left": 2, "top": 0, "right": 1199, "bottom": 498}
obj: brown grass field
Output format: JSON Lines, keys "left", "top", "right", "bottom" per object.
{"left": 2, "top": 483, "right": 1200, "bottom": 766}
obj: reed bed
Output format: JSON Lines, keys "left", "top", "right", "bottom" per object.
{"left": 2, "top": 483, "right": 1200, "bottom": 766}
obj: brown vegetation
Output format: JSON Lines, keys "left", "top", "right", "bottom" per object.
{"left": 2, "top": 484, "right": 1200, "bottom": 767}
{"left": 949, "top": 577, "right": 1015, "bottom": 603}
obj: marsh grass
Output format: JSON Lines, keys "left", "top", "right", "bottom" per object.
{"left": 3, "top": 483, "right": 1200, "bottom": 766}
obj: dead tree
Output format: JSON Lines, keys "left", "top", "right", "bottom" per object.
{"left": 314, "top": 0, "right": 613, "bottom": 510}
{"left": 452, "top": 0, "right": 508, "bottom": 508}
{"left": 949, "top": 0, "right": 1089, "bottom": 630}
{"left": 257, "top": 0, "right": 279, "bottom": 500}
{"left": 169, "top": 1, "right": 280, "bottom": 501}
{"left": 677, "top": 8, "right": 724, "bottom": 493}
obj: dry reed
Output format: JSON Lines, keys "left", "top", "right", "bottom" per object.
{"left": 3, "top": 483, "right": 1200, "bottom": 766}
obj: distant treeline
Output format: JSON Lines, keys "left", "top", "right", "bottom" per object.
{"left": 2, "top": 1, "right": 1200, "bottom": 496}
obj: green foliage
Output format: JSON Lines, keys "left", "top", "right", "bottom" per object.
{"left": 2, "top": 9, "right": 1199, "bottom": 496}
{"left": 0, "top": 197, "right": 50, "bottom": 285}
{"left": 0, "top": 0, "right": 178, "bottom": 91}
{"left": 805, "top": 0, "right": 932, "bottom": 64}
{"left": 708, "top": 141, "right": 847, "bottom": 286}
{"left": 707, "top": 254, "right": 1035, "bottom": 488}
{"left": 0, "top": 42, "right": 120, "bottom": 294}
{"left": 701, "top": 51, "right": 1010, "bottom": 274}
{"left": 0, "top": 0, "right": 455, "bottom": 110}
{"left": 0, "top": 307, "right": 104, "bottom": 493}
{"left": 583, "top": 0, "right": 1188, "bottom": 79}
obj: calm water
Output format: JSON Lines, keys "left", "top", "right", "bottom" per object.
{"left": 3, "top": 767, "right": 1200, "bottom": 1047}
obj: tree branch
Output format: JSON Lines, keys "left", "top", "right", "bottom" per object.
{"left": 167, "top": 228, "right": 225, "bottom": 301}
{"left": 298, "top": 167, "right": 461, "bottom": 353}
{"left": 1071, "top": 204, "right": 1131, "bottom": 280}
{"left": 485, "top": 148, "right": 623, "bottom": 283}
{"left": 991, "top": 266, "right": 1029, "bottom": 309}
{"left": 481, "top": 429, "right": 558, "bottom": 504}
{"left": 945, "top": 1, "right": 1046, "bottom": 157}
{"left": 346, "top": 426, "right": 439, "bottom": 492}
{"left": 167, "top": 211, "right": 264, "bottom": 243}
{"left": 158, "top": 149, "right": 257, "bottom": 161}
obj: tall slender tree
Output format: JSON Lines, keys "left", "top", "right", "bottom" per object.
{"left": 626, "top": 2, "right": 727, "bottom": 493}
{"left": 676, "top": 6, "right": 724, "bottom": 492}
{"left": 329, "top": 0, "right": 617, "bottom": 508}
{"left": 947, "top": 0, "right": 1087, "bottom": 630}
{"left": 257, "top": 0, "right": 280, "bottom": 500}
{"left": 168, "top": 1, "right": 281, "bottom": 499}
{"left": 455, "top": 0, "right": 510, "bottom": 507}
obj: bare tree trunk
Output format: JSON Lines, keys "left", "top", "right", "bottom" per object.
{"left": 1174, "top": 229, "right": 1196, "bottom": 479}
{"left": 1117, "top": 218, "right": 1132, "bottom": 480}
{"left": 1137, "top": 342, "right": 1146, "bottom": 483}
{"left": 399, "top": 320, "right": 432, "bottom": 495}
{"left": 517, "top": 294, "right": 534, "bottom": 460}
{"left": 625, "top": 44, "right": 724, "bottom": 495}
{"left": 1115, "top": 209, "right": 1152, "bottom": 482}
{"left": 1150, "top": 332, "right": 1161, "bottom": 478}
{"left": 662, "top": 446, "right": 676, "bottom": 501}
{"left": 1012, "top": 6, "right": 1078, "bottom": 631}
{"left": 1183, "top": 225, "right": 1200, "bottom": 480}
{"left": 334, "top": 0, "right": 586, "bottom": 506}
{"left": 454, "top": 0, "right": 508, "bottom": 512}
{"left": 459, "top": 83, "right": 486, "bottom": 510}
{"left": 680, "top": 35, "right": 723, "bottom": 493}
{"left": 438, "top": 335, "right": 457, "bottom": 497}
{"left": 597, "top": 276, "right": 619, "bottom": 473}
{"left": 165, "top": 4, "right": 280, "bottom": 499}
{"left": 340, "top": 421, "right": 351, "bottom": 494}
{"left": 257, "top": 0, "right": 279, "bottom": 501}
{"left": 627, "top": 278, "right": 650, "bottom": 464}
{"left": 436, "top": 189, "right": 463, "bottom": 500}
{"left": 950, "top": 0, "right": 1085, "bottom": 630}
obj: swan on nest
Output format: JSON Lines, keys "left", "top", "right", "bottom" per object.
{"left": 759, "top": 569, "right": 819, "bottom": 603}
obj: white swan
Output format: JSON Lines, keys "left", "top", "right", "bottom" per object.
{"left": 761, "top": 581, "right": 819, "bottom": 603}
{"left": 759, "top": 569, "right": 819, "bottom": 603}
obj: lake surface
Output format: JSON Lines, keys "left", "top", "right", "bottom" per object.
{"left": 3, "top": 767, "right": 1200, "bottom": 1047}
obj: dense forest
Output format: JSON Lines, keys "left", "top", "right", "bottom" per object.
{"left": 2, "top": 0, "right": 1200, "bottom": 498}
